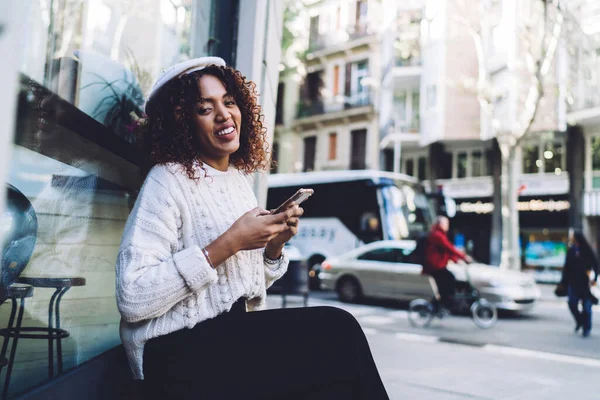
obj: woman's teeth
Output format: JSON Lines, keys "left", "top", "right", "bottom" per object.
{"left": 217, "top": 127, "right": 234, "bottom": 136}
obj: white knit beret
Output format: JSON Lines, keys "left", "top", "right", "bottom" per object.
{"left": 144, "top": 56, "right": 227, "bottom": 113}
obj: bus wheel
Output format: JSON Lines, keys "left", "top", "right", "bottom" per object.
{"left": 337, "top": 277, "right": 362, "bottom": 303}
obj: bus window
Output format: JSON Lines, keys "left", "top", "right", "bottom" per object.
{"left": 359, "top": 211, "right": 382, "bottom": 243}
{"left": 379, "top": 185, "right": 410, "bottom": 240}
{"left": 380, "top": 184, "right": 432, "bottom": 240}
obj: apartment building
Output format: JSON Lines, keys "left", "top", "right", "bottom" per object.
{"left": 433, "top": 0, "right": 571, "bottom": 276}
{"left": 274, "top": 0, "right": 591, "bottom": 280}
{"left": 566, "top": 1, "right": 600, "bottom": 252}
{"left": 274, "top": 0, "right": 382, "bottom": 173}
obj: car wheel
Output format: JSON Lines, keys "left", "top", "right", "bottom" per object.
{"left": 337, "top": 277, "right": 361, "bottom": 303}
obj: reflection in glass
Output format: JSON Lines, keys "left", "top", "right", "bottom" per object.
{"left": 380, "top": 183, "right": 433, "bottom": 241}
{"left": 543, "top": 142, "right": 563, "bottom": 174}
{"left": 457, "top": 152, "right": 467, "bottom": 178}
{"left": 522, "top": 145, "right": 539, "bottom": 174}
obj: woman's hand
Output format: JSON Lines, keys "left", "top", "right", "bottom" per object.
{"left": 265, "top": 203, "right": 304, "bottom": 259}
{"left": 204, "top": 206, "right": 300, "bottom": 268}
{"left": 227, "top": 207, "right": 296, "bottom": 252}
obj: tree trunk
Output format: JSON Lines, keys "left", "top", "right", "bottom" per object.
{"left": 499, "top": 143, "right": 521, "bottom": 271}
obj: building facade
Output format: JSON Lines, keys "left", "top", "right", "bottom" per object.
{"left": 274, "top": 0, "right": 383, "bottom": 174}
{"left": 1, "top": 0, "right": 284, "bottom": 395}
{"left": 274, "top": 0, "right": 592, "bottom": 282}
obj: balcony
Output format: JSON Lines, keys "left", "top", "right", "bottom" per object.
{"left": 307, "top": 24, "right": 376, "bottom": 56}
{"left": 294, "top": 92, "right": 374, "bottom": 128}
{"left": 297, "top": 91, "right": 372, "bottom": 119}
{"left": 565, "top": 26, "right": 600, "bottom": 125}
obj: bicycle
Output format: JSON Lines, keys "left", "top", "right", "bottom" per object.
{"left": 408, "top": 263, "right": 498, "bottom": 329}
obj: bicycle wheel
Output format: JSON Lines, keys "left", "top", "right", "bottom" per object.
{"left": 470, "top": 299, "right": 498, "bottom": 329}
{"left": 408, "top": 299, "right": 434, "bottom": 328}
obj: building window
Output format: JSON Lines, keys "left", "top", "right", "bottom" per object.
{"left": 471, "top": 151, "right": 483, "bottom": 177}
{"left": 304, "top": 136, "right": 317, "bottom": 172}
{"left": 355, "top": 0, "right": 368, "bottom": 34}
{"left": 350, "top": 129, "right": 367, "bottom": 170}
{"left": 544, "top": 141, "right": 564, "bottom": 174}
{"left": 592, "top": 137, "right": 600, "bottom": 171}
{"left": 352, "top": 61, "right": 369, "bottom": 106}
{"left": 426, "top": 84, "right": 437, "bottom": 109}
{"left": 275, "top": 82, "right": 284, "bottom": 125}
{"left": 328, "top": 133, "right": 338, "bottom": 160}
{"left": 523, "top": 145, "right": 540, "bottom": 174}
{"left": 457, "top": 152, "right": 468, "bottom": 178}
{"left": 405, "top": 159, "right": 415, "bottom": 176}
{"left": 271, "top": 141, "right": 279, "bottom": 173}
{"left": 309, "top": 16, "right": 320, "bottom": 46}
{"left": 333, "top": 65, "right": 340, "bottom": 96}
{"left": 523, "top": 138, "right": 566, "bottom": 174}
{"left": 418, "top": 157, "right": 427, "bottom": 181}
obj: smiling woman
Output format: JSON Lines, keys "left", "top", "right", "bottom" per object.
{"left": 140, "top": 61, "right": 270, "bottom": 180}
{"left": 117, "top": 57, "right": 390, "bottom": 399}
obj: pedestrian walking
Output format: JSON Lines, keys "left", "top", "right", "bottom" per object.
{"left": 559, "top": 231, "right": 599, "bottom": 338}
{"left": 116, "top": 57, "right": 389, "bottom": 399}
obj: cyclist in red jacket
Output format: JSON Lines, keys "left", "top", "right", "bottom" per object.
{"left": 424, "top": 216, "right": 472, "bottom": 311}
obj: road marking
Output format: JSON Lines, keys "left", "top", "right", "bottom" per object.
{"left": 483, "top": 345, "right": 600, "bottom": 368}
{"left": 394, "top": 332, "right": 438, "bottom": 343}
{"left": 358, "top": 315, "right": 396, "bottom": 325}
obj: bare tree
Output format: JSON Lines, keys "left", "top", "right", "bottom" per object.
{"left": 452, "top": 0, "right": 565, "bottom": 270}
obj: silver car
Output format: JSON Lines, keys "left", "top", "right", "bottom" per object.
{"left": 319, "top": 240, "right": 541, "bottom": 312}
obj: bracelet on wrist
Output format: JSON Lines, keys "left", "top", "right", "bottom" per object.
{"left": 202, "top": 247, "right": 215, "bottom": 269}
{"left": 264, "top": 248, "right": 285, "bottom": 265}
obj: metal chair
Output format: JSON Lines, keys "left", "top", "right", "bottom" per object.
{"left": 8, "top": 278, "right": 86, "bottom": 380}
{"left": 0, "top": 284, "right": 35, "bottom": 399}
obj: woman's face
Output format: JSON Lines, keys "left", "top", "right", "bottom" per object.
{"left": 190, "top": 74, "right": 242, "bottom": 170}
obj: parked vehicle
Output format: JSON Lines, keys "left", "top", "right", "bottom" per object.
{"left": 319, "top": 240, "right": 541, "bottom": 312}
{"left": 267, "top": 170, "right": 452, "bottom": 289}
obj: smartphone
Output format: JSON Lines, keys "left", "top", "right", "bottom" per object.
{"left": 272, "top": 188, "right": 314, "bottom": 214}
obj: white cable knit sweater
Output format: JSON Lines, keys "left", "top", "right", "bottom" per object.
{"left": 116, "top": 162, "right": 288, "bottom": 379}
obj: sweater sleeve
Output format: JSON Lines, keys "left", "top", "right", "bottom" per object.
{"left": 116, "top": 172, "right": 218, "bottom": 323}
{"left": 263, "top": 251, "right": 289, "bottom": 289}
{"left": 434, "top": 231, "right": 466, "bottom": 262}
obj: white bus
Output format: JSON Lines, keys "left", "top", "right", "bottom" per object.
{"left": 267, "top": 170, "right": 451, "bottom": 289}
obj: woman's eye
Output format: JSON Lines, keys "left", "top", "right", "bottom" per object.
{"left": 197, "top": 108, "right": 211, "bottom": 115}
{"left": 225, "top": 100, "right": 236, "bottom": 106}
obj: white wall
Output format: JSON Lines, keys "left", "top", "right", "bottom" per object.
{"left": 236, "top": 0, "right": 284, "bottom": 207}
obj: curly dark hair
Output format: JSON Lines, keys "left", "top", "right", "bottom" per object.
{"left": 138, "top": 65, "right": 271, "bottom": 180}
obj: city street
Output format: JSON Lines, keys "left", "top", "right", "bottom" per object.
{"left": 267, "top": 288, "right": 599, "bottom": 399}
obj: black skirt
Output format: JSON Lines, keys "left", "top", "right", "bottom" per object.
{"left": 142, "top": 301, "right": 389, "bottom": 400}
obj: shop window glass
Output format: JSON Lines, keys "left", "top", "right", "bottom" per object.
{"left": 457, "top": 152, "right": 467, "bottom": 178}
{"left": 543, "top": 141, "right": 564, "bottom": 174}
{"left": 471, "top": 151, "right": 483, "bottom": 177}
{"left": 21, "top": 0, "right": 201, "bottom": 144}
{"left": 591, "top": 137, "right": 600, "bottom": 171}
{"left": 405, "top": 159, "right": 415, "bottom": 176}
{"left": 3, "top": 0, "right": 221, "bottom": 396}
{"left": 417, "top": 157, "right": 427, "bottom": 181}
{"left": 522, "top": 145, "right": 540, "bottom": 174}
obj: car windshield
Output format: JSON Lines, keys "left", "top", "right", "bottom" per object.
{"left": 379, "top": 182, "right": 433, "bottom": 240}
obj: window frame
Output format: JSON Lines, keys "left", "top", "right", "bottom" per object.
{"left": 521, "top": 137, "right": 567, "bottom": 175}
{"left": 449, "top": 147, "right": 488, "bottom": 179}
{"left": 328, "top": 132, "right": 338, "bottom": 161}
